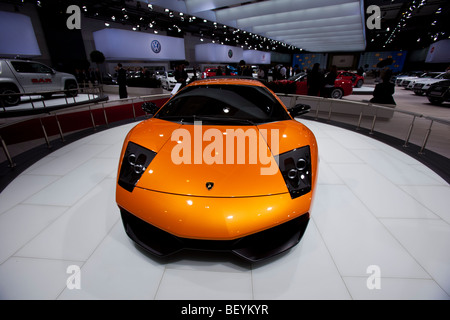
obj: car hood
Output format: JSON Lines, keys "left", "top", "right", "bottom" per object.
{"left": 417, "top": 78, "right": 444, "bottom": 84}
{"left": 122, "top": 118, "right": 315, "bottom": 197}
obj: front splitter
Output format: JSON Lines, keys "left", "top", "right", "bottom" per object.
{"left": 120, "top": 207, "right": 309, "bottom": 262}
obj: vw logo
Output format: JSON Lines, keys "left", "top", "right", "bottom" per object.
{"left": 151, "top": 40, "right": 161, "bottom": 53}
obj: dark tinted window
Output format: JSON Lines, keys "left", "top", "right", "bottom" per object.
{"left": 155, "top": 84, "right": 291, "bottom": 124}
{"left": 11, "top": 61, "right": 53, "bottom": 73}
{"left": 11, "top": 61, "right": 34, "bottom": 73}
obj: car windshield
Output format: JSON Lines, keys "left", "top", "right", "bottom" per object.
{"left": 420, "top": 72, "right": 440, "bottom": 78}
{"left": 437, "top": 73, "right": 450, "bottom": 79}
{"left": 154, "top": 84, "right": 291, "bottom": 125}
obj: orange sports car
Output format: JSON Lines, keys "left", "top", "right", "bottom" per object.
{"left": 116, "top": 78, "right": 318, "bottom": 261}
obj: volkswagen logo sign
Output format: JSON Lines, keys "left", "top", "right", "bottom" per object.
{"left": 151, "top": 40, "right": 161, "bottom": 53}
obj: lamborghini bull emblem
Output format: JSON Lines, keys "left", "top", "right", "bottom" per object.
{"left": 206, "top": 182, "right": 214, "bottom": 190}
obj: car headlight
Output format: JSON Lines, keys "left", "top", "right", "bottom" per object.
{"left": 278, "top": 146, "right": 312, "bottom": 199}
{"left": 118, "top": 142, "right": 156, "bottom": 192}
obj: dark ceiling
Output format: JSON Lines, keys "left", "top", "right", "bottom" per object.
{"left": 3, "top": 0, "right": 450, "bottom": 53}
{"left": 364, "top": 0, "right": 450, "bottom": 52}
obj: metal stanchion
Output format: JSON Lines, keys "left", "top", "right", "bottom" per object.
{"left": 39, "top": 118, "right": 51, "bottom": 148}
{"left": 89, "top": 105, "right": 96, "bottom": 130}
{"left": 131, "top": 99, "right": 136, "bottom": 121}
{"left": 102, "top": 103, "right": 109, "bottom": 127}
{"left": 315, "top": 98, "right": 321, "bottom": 119}
{"left": 419, "top": 120, "right": 433, "bottom": 154}
{"left": 327, "top": 99, "right": 333, "bottom": 122}
{"left": 0, "top": 135, "right": 16, "bottom": 168}
{"left": 356, "top": 105, "right": 364, "bottom": 131}
{"left": 369, "top": 105, "right": 377, "bottom": 135}
{"left": 403, "top": 115, "right": 416, "bottom": 147}
{"left": 55, "top": 114, "right": 65, "bottom": 142}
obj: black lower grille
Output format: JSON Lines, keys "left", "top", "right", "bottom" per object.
{"left": 120, "top": 207, "right": 309, "bottom": 262}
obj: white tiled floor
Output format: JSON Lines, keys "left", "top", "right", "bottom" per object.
{"left": 0, "top": 119, "right": 449, "bottom": 300}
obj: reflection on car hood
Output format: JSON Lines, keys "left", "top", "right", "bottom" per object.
{"left": 124, "top": 118, "right": 315, "bottom": 197}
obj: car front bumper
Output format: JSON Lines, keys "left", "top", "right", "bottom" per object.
{"left": 119, "top": 206, "right": 309, "bottom": 262}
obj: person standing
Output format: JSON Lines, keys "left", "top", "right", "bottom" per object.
{"left": 370, "top": 68, "right": 396, "bottom": 105}
{"left": 174, "top": 63, "right": 188, "bottom": 88}
{"left": 216, "top": 66, "right": 223, "bottom": 76}
{"left": 117, "top": 63, "right": 127, "bottom": 99}
{"left": 257, "top": 66, "right": 265, "bottom": 79}
{"left": 279, "top": 65, "right": 287, "bottom": 79}
{"left": 307, "top": 63, "right": 323, "bottom": 96}
{"left": 323, "top": 65, "right": 337, "bottom": 98}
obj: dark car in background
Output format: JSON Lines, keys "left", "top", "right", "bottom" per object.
{"left": 426, "top": 80, "right": 450, "bottom": 105}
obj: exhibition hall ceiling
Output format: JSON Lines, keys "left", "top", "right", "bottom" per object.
{"left": 5, "top": 0, "right": 450, "bottom": 53}
{"left": 147, "top": 0, "right": 367, "bottom": 52}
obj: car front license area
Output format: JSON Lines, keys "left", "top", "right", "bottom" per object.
{"left": 119, "top": 206, "right": 310, "bottom": 262}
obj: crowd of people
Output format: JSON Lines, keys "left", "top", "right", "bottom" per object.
{"left": 74, "top": 68, "right": 103, "bottom": 87}
{"left": 103, "top": 60, "right": 397, "bottom": 105}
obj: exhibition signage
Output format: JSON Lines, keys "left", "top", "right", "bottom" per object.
{"left": 0, "top": 11, "right": 41, "bottom": 57}
{"left": 93, "top": 28, "right": 186, "bottom": 61}
{"left": 195, "top": 43, "right": 243, "bottom": 63}
{"left": 359, "top": 51, "right": 407, "bottom": 73}
{"left": 243, "top": 50, "right": 271, "bottom": 64}
{"left": 425, "top": 40, "right": 450, "bottom": 63}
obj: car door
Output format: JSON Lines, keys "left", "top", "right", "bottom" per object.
{"left": 295, "top": 76, "right": 308, "bottom": 95}
{"left": 10, "top": 61, "right": 57, "bottom": 94}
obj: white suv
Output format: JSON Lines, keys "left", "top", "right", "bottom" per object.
{"left": 0, "top": 59, "right": 78, "bottom": 106}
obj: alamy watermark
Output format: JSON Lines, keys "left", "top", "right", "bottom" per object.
{"left": 66, "top": 264, "right": 81, "bottom": 290}
{"left": 170, "top": 121, "right": 280, "bottom": 176}
{"left": 366, "top": 265, "right": 381, "bottom": 290}
{"left": 366, "top": 5, "right": 381, "bottom": 30}
{"left": 66, "top": 5, "right": 381, "bottom": 31}
{"left": 66, "top": 5, "right": 81, "bottom": 30}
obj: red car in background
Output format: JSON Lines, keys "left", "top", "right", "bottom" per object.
{"left": 337, "top": 70, "right": 364, "bottom": 88}
{"left": 202, "top": 67, "right": 238, "bottom": 78}
{"left": 269, "top": 73, "right": 353, "bottom": 99}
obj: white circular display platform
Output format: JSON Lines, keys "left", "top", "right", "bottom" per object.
{"left": 0, "top": 119, "right": 449, "bottom": 300}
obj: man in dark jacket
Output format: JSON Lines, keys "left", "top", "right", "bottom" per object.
{"left": 117, "top": 63, "right": 128, "bottom": 99}
{"left": 323, "top": 65, "right": 337, "bottom": 98}
{"left": 174, "top": 63, "right": 188, "bottom": 88}
{"left": 370, "top": 69, "right": 396, "bottom": 105}
{"left": 307, "top": 63, "right": 324, "bottom": 96}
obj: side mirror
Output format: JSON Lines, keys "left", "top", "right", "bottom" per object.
{"left": 290, "top": 103, "right": 311, "bottom": 117}
{"left": 141, "top": 101, "right": 159, "bottom": 115}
